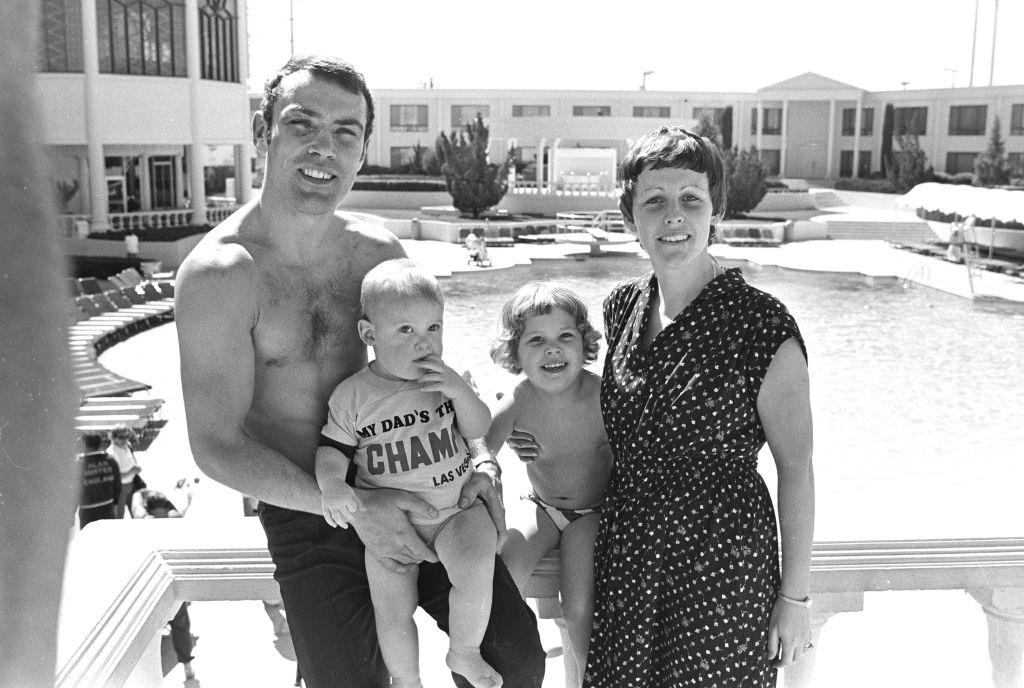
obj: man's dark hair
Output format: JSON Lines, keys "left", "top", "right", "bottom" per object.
{"left": 260, "top": 55, "right": 375, "bottom": 142}
{"left": 83, "top": 434, "right": 103, "bottom": 451}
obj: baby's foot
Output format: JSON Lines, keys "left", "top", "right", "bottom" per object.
{"left": 390, "top": 677, "right": 423, "bottom": 688}
{"left": 446, "top": 645, "right": 502, "bottom": 688}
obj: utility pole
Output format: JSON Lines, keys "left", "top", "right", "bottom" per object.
{"left": 989, "top": 0, "right": 999, "bottom": 86}
{"left": 289, "top": 0, "right": 295, "bottom": 56}
{"left": 969, "top": 0, "right": 979, "bottom": 86}
{"left": 945, "top": 68, "right": 958, "bottom": 87}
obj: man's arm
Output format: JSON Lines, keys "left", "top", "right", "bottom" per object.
{"left": 176, "top": 253, "right": 322, "bottom": 514}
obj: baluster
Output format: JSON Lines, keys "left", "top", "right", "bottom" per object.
{"left": 969, "top": 588, "right": 1024, "bottom": 688}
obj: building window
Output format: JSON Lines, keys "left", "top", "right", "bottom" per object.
{"left": 760, "top": 149, "right": 781, "bottom": 175}
{"left": 512, "top": 104, "right": 550, "bottom": 117}
{"left": 948, "top": 105, "right": 987, "bottom": 136}
{"left": 634, "top": 106, "right": 670, "bottom": 118}
{"left": 390, "top": 147, "right": 414, "bottom": 168}
{"left": 692, "top": 107, "right": 724, "bottom": 124}
{"left": 198, "top": 0, "right": 239, "bottom": 82}
{"left": 946, "top": 152, "right": 978, "bottom": 174}
{"left": 390, "top": 105, "right": 428, "bottom": 132}
{"left": 858, "top": 151, "right": 872, "bottom": 178}
{"left": 894, "top": 107, "right": 928, "bottom": 135}
{"left": 97, "top": 0, "right": 187, "bottom": 76}
{"left": 839, "top": 150, "right": 854, "bottom": 177}
{"left": 841, "top": 108, "right": 874, "bottom": 136}
{"left": 1008, "top": 104, "right": 1023, "bottom": 135}
{"left": 1007, "top": 152, "right": 1023, "bottom": 177}
{"left": 751, "top": 108, "right": 783, "bottom": 135}
{"left": 39, "top": 0, "right": 84, "bottom": 72}
{"left": 451, "top": 105, "right": 490, "bottom": 127}
{"left": 573, "top": 106, "right": 611, "bottom": 117}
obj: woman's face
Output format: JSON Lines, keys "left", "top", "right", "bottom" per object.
{"left": 627, "top": 165, "right": 720, "bottom": 271}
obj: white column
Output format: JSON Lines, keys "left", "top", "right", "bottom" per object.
{"left": 77, "top": 154, "right": 91, "bottom": 214}
{"left": 852, "top": 94, "right": 863, "bottom": 178}
{"left": 174, "top": 153, "right": 186, "bottom": 208}
{"left": 734, "top": 100, "right": 743, "bottom": 151}
{"left": 185, "top": 0, "right": 207, "bottom": 224}
{"left": 779, "top": 99, "right": 789, "bottom": 177}
{"left": 236, "top": 0, "right": 249, "bottom": 85}
{"left": 550, "top": 138, "right": 562, "bottom": 189}
{"left": 825, "top": 99, "right": 836, "bottom": 178}
{"left": 234, "top": 144, "right": 253, "bottom": 204}
{"left": 139, "top": 153, "right": 152, "bottom": 210}
{"left": 80, "top": 0, "right": 108, "bottom": 232}
{"left": 536, "top": 138, "right": 547, "bottom": 191}
{"left": 756, "top": 100, "right": 764, "bottom": 151}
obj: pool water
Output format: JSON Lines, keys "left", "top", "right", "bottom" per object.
{"left": 441, "top": 256, "right": 1024, "bottom": 541}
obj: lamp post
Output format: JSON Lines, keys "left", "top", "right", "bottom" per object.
{"left": 641, "top": 70, "right": 654, "bottom": 91}
{"left": 944, "top": 68, "right": 958, "bottom": 88}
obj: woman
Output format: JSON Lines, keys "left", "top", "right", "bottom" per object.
{"left": 584, "top": 126, "right": 814, "bottom": 687}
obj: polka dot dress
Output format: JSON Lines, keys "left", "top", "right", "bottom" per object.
{"left": 584, "top": 268, "right": 805, "bottom": 688}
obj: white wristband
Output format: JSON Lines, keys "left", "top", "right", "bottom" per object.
{"left": 778, "top": 593, "right": 813, "bottom": 608}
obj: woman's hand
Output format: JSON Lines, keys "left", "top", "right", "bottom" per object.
{"left": 506, "top": 429, "right": 541, "bottom": 462}
{"left": 348, "top": 488, "right": 440, "bottom": 573}
{"left": 765, "top": 598, "right": 812, "bottom": 667}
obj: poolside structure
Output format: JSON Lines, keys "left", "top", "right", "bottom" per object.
{"left": 36, "top": 0, "right": 252, "bottom": 237}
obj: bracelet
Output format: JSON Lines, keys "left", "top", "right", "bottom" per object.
{"left": 473, "top": 459, "right": 502, "bottom": 477}
{"left": 777, "top": 593, "right": 813, "bottom": 608}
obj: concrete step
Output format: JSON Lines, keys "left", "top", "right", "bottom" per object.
{"left": 810, "top": 190, "right": 846, "bottom": 208}
{"left": 822, "top": 220, "right": 937, "bottom": 243}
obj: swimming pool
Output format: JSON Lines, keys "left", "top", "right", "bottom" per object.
{"left": 441, "top": 256, "right": 1024, "bottom": 541}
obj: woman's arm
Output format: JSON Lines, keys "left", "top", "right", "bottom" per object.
{"left": 757, "top": 336, "right": 815, "bottom": 667}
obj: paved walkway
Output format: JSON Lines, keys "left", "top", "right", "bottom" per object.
{"left": 88, "top": 231, "right": 1010, "bottom": 688}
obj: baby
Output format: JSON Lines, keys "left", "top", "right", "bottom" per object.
{"left": 315, "top": 258, "right": 501, "bottom": 688}
{"left": 485, "top": 281, "right": 612, "bottom": 688}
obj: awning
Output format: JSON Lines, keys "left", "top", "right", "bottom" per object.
{"left": 899, "top": 183, "right": 1024, "bottom": 224}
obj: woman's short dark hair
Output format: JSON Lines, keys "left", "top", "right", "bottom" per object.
{"left": 260, "top": 55, "right": 375, "bottom": 142}
{"left": 618, "top": 126, "right": 727, "bottom": 226}
{"left": 490, "top": 281, "right": 601, "bottom": 375}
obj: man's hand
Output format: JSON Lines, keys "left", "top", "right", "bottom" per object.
{"left": 416, "top": 354, "right": 474, "bottom": 400}
{"left": 349, "top": 488, "right": 440, "bottom": 573}
{"left": 506, "top": 429, "right": 541, "bottom": 462}
{"left": 459, "top": 465, "right": 507, "bottom": 547}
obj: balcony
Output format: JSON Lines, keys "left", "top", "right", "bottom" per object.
{"left": 56, "top": 520, "right": 1024, "bottom": 687}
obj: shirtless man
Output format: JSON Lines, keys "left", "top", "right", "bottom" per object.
{"left": 175, "top": 55, "right": 544, "bottom": 688}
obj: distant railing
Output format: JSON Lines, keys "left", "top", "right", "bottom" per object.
{"left": 57, "top": 523, "right": 1024, "bottom": 688}
{"left": 59, "top": 206, "right": 240, "bottom": 235}
{"left": 510, "top": 180, "right": 619, "bottom": 199}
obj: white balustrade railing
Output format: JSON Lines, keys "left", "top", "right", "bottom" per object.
{"left": 56, "top": 524, "right": 1024, "bottom": 688}
{"left": 60, "top": 206, "right": 240, "bottom": 235}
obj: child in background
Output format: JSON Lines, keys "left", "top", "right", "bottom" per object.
{"left": 315, "top": 258, "right": 501, "bottom": 688}
{"left": 485, "top": 282, "right": 613, "bottom": 688}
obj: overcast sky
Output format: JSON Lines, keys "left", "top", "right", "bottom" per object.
{"left": 244, "top": 0, "right": 1024, "bottom": 94}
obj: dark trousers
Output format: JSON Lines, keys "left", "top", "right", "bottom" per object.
{"left": 259, "top": 503, "right": 545, "bottom": 688}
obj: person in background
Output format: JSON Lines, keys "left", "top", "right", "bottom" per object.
{"left": 124, "top": 230, "right": 140, "bottom": 260}
{"left": 584, "top": 126, "right": 815, "bottom": 687}
{"left": 107, "top": 424, "right": 142, "bottom": 518}
{"left": 77, "top": 433, "right": 121, "bottom": 528}
{"left": 132, "top": 479, "right": 199, "bottom": 682}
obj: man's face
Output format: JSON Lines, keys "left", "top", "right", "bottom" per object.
{"left": 255, "top": 70, "right": 368, "bottom": 216}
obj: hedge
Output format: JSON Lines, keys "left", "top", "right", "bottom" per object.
{"left": 833, "top": 178, "right": 897, "bottom": 193}
{"left": 88, "top": 225, "right": 211, "bottom": 242}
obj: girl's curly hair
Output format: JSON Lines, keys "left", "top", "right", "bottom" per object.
{"left": 490, "top": 281, "right": 601, "bottom": 374}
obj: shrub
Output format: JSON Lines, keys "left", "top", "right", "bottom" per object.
{"left": 435, "top": 114, "right": 513, "bottom": 218}
{"left": 932, "top": 171, "right": 974, "bottom": 185}
{"left": 833, "top": 178, "right": 897, "bottom": 193}
{"left": 87, "top": 225, "right": 211, "bottom": 242}
{"left": 359, "top": 164, "right": 392, "bottom": 176}
{"left": 887, "top": 133, "right": 931, "bottom": 193}
{"left": 351, "top": 178, "right": 446, "bottom": 192}
{"left": 722, "top": 146, "right": 768, "bottom": 218}
{"left": 973, "top": 116, "right": 1011, "bottom": 187}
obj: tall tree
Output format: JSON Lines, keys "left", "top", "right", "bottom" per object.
{"left": 881, "top": 104, "right": 895, "bottom": 177}
{"left": 722, "top": 146, "right": 768, "bottom": 218}
{"left": 973, "top": 116, "right": 1010, "bottom": 187}
{"left": 887, "top": 133, "right": 931, "bottom": 193}
{"left": 435, "top": 114, "right": 513, "bottom": 218}
{"left": 720, "top": 106, "right": 733, "bottom": 151}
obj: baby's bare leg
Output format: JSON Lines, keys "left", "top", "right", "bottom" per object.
{"left": 499, "top": 499, "right": 560, "bottom": 595}
{"left": 433, "top": 503, "right": 502, "bottom": 688}
{"left": 559, "top": 512, "right": 600, "bottom": 688}
{"left": 365, "top": 552, "right": 421, "bottom": 687}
